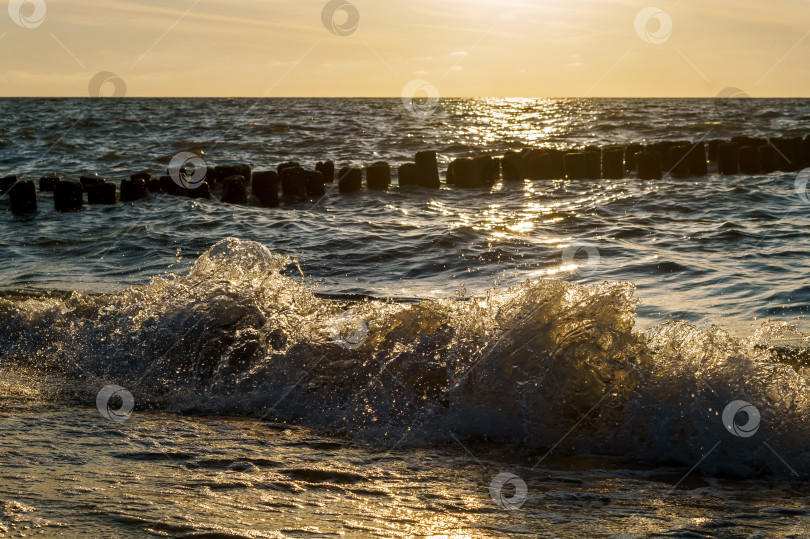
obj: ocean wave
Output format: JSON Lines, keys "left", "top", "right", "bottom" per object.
{"left": 1, "top": 238, "right": 809, "bottom": 478}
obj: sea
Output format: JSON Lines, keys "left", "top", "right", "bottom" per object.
{"left": 1, "top": 97, "right": 810, "bottom": 537}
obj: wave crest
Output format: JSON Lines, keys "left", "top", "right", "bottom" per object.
{"left": 2, "top": 238, "right": 810, "bottom": 478}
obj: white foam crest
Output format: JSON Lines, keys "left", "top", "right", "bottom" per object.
{"left": 2, "top": 238, "right": 810, "bottom": 478}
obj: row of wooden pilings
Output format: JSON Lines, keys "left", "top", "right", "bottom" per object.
{"left": 2, "top": 136, "right": 809, "bottom": 215}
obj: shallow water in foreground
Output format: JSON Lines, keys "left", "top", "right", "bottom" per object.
{"left": 2, "top": 406, "right": 810, "bottom": 538}
{"left": 2, "top": 237, "right": 810, "bottom": 537}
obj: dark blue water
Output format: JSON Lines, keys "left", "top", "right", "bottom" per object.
{"left": 2, "top": 98, "right": 810, "bottom": 537}
{"left": 2, "top": 98, "right": 810, "bottom": 330}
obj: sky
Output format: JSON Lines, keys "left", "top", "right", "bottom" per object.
{"left": 1, "top": 0, "right": 809, "bottom": 97}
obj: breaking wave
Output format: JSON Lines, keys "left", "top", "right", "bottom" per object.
{"left": 2, "top": 238, "right": 809, "bottom": 478}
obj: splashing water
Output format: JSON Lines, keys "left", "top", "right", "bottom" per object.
{"left": 2, "top": 238, "right": 809, "bottom": 479}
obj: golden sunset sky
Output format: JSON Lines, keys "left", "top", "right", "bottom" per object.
{"left": 1, "top": 0, "right": 808, "bottom": 97}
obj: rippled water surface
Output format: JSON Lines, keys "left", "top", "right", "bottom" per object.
{"left": 2, "top": 98, "right": 810, "bottom": 537}
{"left": 2, "top": 406, "right": 810, "bottom": 538}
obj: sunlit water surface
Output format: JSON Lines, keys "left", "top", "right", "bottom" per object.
{"left": 1, "top": 98, "right": 810, "bottom": 537}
